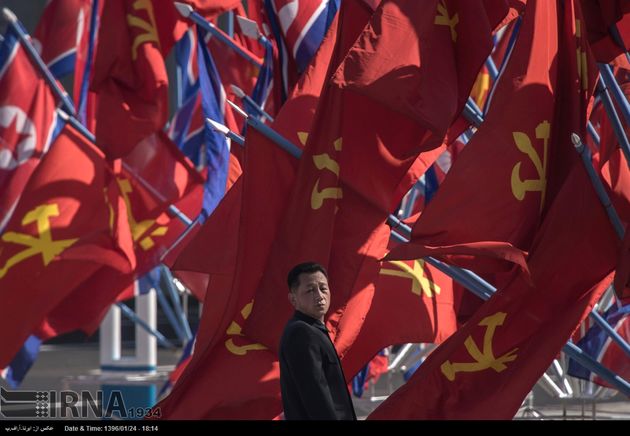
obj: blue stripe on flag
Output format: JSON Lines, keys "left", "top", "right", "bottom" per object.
{"left": 1, "top": 335, "right": 42, "bottom": 388}
{"left": 196, "top": 26, "right": 230, "bottom": 222}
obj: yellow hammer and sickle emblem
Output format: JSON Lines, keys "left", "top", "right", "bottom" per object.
{"left": 225, "top": 301, "right": 268, "bottom": 355}
{"left": 0, "top": 204, "right": 79, "bottom": 279}
{"left": 510, "top": 120, "right": 550, "bottom": 211}
{"left": 103, "top": 188, "right": 115, "bottom": 233}
{"left": 311, "top": 137, "right": 343, "bottom": 210}
{"left": 127, "top": 0, "right": 160, "bottom": 60}
{"left": 435, "top": 0, "right": 459, "bottom": 42}
{"left": 379, "top": 260, "right": 441, "bottom": 298}
{"left": 575, "top": 20, "right": 588, "bottom": 91}
{"left": 440, "top": 312, "right": 518, "bottom": 381}
{"left": 117, "top": 178, "right": 168, "bottom": 251}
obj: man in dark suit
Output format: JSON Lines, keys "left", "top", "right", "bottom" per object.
{"left": 279, "top": 262, "right": 356, "bottom": 420}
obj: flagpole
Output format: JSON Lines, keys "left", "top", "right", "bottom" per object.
{"left": 160, "top": 265, "right": 194, "bottom": 341}
{"left": 225, "top": 10, "right": 234, "bottom": 38}
{"left": 564, "top": 341, "right": 630, "bottom": 394}
{"left": 153, "top": 281, "right": 189, "bottom": 345}
{"left": 146, "top": 268, "right": 192, "bottom": 345}
{"left": 115, "top": 303, "right": 176, "bottom": 349}
{"left": 599, "top": 64, "right": 630, "bottom": 126}
{"left": 589, "top": 305, "right": 630, "bottom": 359}
{"left": 463, "top": 99, "right": 484, "bottom": 127}
{"left": 231, "top": 84, "right": 275, "bottom": 123}
{"left": 174, "top": 2, "right": 263, "bottom": 69}
{"left": 76, "top": 0, "right": 99, "bottom": 124}
{"left": 587, "top": 119, "right": 601, "bottom": 146}
{"left": 598, "top": 67, "right": 630, "bottom": 167}
{"left": 485, "top": 57, "right": 499, "bottom": 81}
{"left": 386, "top": 217, "right": 494, "bottom": 300}
{"left": 484, "top": 16, "right": 521, "bottom": 115}
{"left": 235, "top": 15, "right": 274, "bottom": 114}
{"left": 572, "top": 133, "right": 625, "bottom": 239}
{"left": 206, "top": 118, "right": 245, "bottom": 145}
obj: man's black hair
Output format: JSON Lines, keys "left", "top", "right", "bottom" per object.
{"left": 287, "top": 262, "right": 328, "bottom": 292}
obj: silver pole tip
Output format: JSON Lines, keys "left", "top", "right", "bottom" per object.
{"left": 230, "top": 84, "right": 245, "bottom": 99}
{"left": 227, "top": 99, "right": 249, "bottom": 119}
{"left": 571, "top": 133, "right": 582, "bottom": 148}
{"left": 205, "top": 118, "right": 229, "bottom": 136}
{"left": 2, "top": 8, "right": 18, "bottom": 23}
{"left": 174, "top": 2, "right": 193, "bottom": 18}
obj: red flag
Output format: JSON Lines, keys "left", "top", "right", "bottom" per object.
{"left": 210, "top": 31, "right": 262, "bottom": 133}
{"left": 0, "top": 124, "right": 134, "bottom": 367}
{"left": 155, "top": 3, "right": 367, "bottom": 419}
{"left": 341, "top": 255, "right": 457, "bottom": 378}
{"left": 580, "top": 0, "right": 630, "bottom": 63}
{"left": 35, "top": 182, "right": 203, "bottom": 340}
{"left": 91, "top": 0, "right": 185, "bottom": 158}
{"left": 386, "top": 0, "right": 598, "bottom": 274}
{"left": 0, "top": 27, "right": 58, "bottom": 232}
{"left": 166, "top": 181, "right": 241, "bottom": 303}
{"left": 369, "top": 0, "right": 616, "bottom": 419}
{"left": 155, "top": 127, "right": 294, "bottom": 419}
{"left": 34, "top": 135, "right": 203, "bottom": 340}
{"left": 369, "top": 164, "right": 618, "bottom": 419}
{"left": 168, "top": 2, "right": 343, "bottom": 328}
{"left": 333, "top": 0, "right": 509, "bottom": 148}
{"left": 33, "top": 0, "right": 92, "bottom": 78}
{"left": 468, "top": 16, "right": 521, "bottom": 112}
{"left": 151, "top": 322, "right": 282, "bottom": 420}
{"left": 244, "top": 0, "right": 508, "bottom": 353}
{"left": 121, "top": 131, "right": 203, "bottom": 215}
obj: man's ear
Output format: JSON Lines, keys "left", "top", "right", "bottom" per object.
{"left": 288, "top": 292, "right": 296, "bottom": 308}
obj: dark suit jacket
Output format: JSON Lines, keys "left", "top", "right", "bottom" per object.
{"left": 279, "top": 311, "right": 356, "bottom": 420}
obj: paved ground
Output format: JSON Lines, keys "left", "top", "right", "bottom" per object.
{"left": 1, "top": 343, "right": 629, "bottom": 420}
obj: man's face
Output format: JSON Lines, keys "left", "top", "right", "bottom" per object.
{"left": 288, "top": 271, "right": 331, "bottom": 322}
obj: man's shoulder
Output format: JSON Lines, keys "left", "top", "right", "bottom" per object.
{"left": 283, "top": 317, "right": 316, "bottom": 335}
{"left": 281, "top": 317, "right": 320, "bottom": 344}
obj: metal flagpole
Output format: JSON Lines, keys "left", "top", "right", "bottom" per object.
{"left": 597, "top": 66, "right": 630, "bottom": 167}
{"left": 174, "top": 2, "right": 263, "bottom": 68}
{"left": 160, "top": 265, "right": 194, "bottom": 341}
{"left": 148, "top": 274, "right": 189, "bottom": 344}
{"left": 231, "top": 84, "right": 275, "bottom": 123}
{"left": 572, "top": 133, "right": 625, "bottom": 239}
{"left": 115, "top": 302, "right": 175, "bottom": 350}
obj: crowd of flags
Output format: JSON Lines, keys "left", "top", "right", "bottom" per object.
{"left": 0, "top": 0, "right": 629, "bottom": 419}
